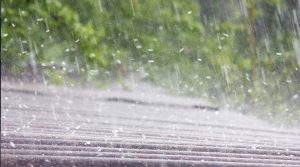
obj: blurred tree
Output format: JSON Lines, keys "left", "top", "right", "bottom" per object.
{"left": 1, "top": 0, "right": 299, "bottom": 125}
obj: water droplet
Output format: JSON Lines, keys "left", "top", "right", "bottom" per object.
{"left": 2, "top": 131, "right": 7, "bottom": 137}
{"left": 10, "top": 142, "right": 16, "bottom": 148}
{"left": 112, "top": 130, "right": 119, "bottom": 137}
{"left": 222, "top": 33, "right": 229, "bottom": 37}
{"left": 89, "top": 53, "right": 96, "bottom": 58}
{"left": 97, "top": 147, "right": 103, "bottom": 152}
{"left": 37, "top": 18, "right": 44, "bottom": 22}
{"left": 116, "top": 59, "right": 122, "bottom": 65}
{"left": 292, "top": 94, "right": 298, "bottom": 99}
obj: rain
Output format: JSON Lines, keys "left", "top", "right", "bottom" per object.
{"left": 1, "top": 0, "right": 300, "bottom": 166}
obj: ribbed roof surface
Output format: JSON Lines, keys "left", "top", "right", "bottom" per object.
{"left": 1, "top": 82, "right": 299, "bottom": 167}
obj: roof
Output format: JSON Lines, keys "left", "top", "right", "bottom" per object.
{"left": 1, "top": 82, "right": 300, "bottom": 166}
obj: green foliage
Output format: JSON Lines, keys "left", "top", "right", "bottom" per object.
{"left": 1, "top": 0, "right": 299, "bottom": 126}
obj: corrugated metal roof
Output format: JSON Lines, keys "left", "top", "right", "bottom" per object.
{"left": 1, "top": 83, "right": 299, "bottom": 167}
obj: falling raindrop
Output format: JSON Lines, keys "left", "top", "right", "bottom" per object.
{"left": 292, "top": 94, "right": 298, "bottom": 99}
{"left": 116, "top": 59, "right": 122, "bottom": 64}
{"left": 10, "top": 142, "right": 16, "bottom": 148}
{"left": 136, "top": 45, "right": 142, "bottom": 49}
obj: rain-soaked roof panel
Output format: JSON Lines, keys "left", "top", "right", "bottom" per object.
{"left": 1, "top": 83, "right": 300, "bottom": 167}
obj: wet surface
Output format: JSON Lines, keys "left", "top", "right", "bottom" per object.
{"left": 1, "top": 82, "right": 300, "bottom": 167}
